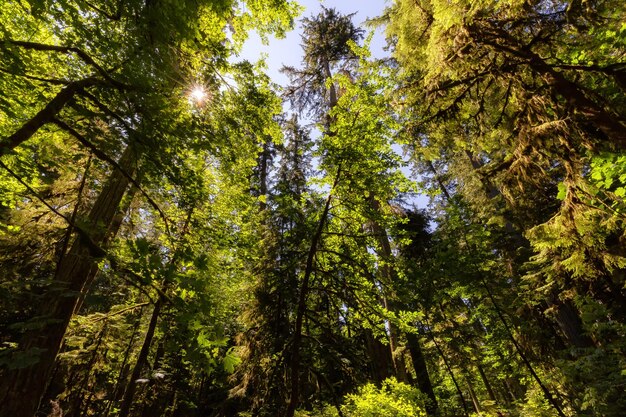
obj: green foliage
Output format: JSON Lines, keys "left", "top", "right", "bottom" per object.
{"left": 518, "top": 385, "right": 561, "bottom": 417}
{"left": 590, "top": 152, "right": 626, "bottom": 203}
{"left": 2, "top": 1, "right": 626, "bottom": 416}
{"left": 340, "top": 378, "right": 427, "bottom": 417}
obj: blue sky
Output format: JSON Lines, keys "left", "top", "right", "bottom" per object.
{"left": 239, "top": 0, "right": 389, "bottom": 87}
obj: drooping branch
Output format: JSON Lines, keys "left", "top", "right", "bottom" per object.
{"left": 469, "top": 28, "right": 626, "bottom": 147}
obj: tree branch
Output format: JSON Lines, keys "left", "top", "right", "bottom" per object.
{"left": 0, "top": 77, "right": 97, "bottom": 157}
{"left": 4, "top": 40, "right": 131, "bottom": 89}
{"left": 0, "top": 159, "right": 105, "bottom": 257}
{"left": 0, "top": 67, "right": 68, "bottom": 85}
{"left": 52, "top": 118, "right": 171, "bottom": 236}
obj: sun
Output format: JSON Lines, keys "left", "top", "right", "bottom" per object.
{"left": 188, "top": 85, "right": 207, "bottom": 105}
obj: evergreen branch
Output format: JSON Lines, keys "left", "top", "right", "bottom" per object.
{"left": 89, "top": 303, "right": 150, "bottom": 323}
{"left": 0, "top": 159, "right": 105, "bottom": 258}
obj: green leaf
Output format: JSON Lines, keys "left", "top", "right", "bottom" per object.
{"left": 557, "top": 182, "right": 567, "bottom": 200}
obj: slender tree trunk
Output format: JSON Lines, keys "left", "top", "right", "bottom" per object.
{"left": 118, "top": 209, "right": 194, "bottom": 417}
{"left": 476, "top": 362, "right": 497, "bottom": 403}
{"left": 103, "top": 309, "right": 143, "bottom": 417}
{"left": 256, "top": 140, "right": 271, "bottom": 211}
{"left": 118, "top": 297, "right": 162, "bottom": 417}
{"left": 482, "top": 280, "right": 567, "bottom": 417}
{"left": 0, "top": 145, "right": 138, "bottom": 417}
{"left": 285, "top": 168, "right": 341, "bottom": 417}
{"left": 464, "top": 373, "right": 481, "bottom": 414}
{"left": 429, "top": 328, "right": 470, "bottom": 417}
{"left": 504, "top": 378, "right": 521, "bottom": 402}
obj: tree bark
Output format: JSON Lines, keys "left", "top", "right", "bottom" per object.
{"left": 367, "top": 196, "right": 409, "bottom": 382}
{"left": 0, "top": 145, "right": 138, "bottom": 417}
{"left": 406, "top": 332, "right": 438, "bottom": 415}
{"left": 364, "top": 329, "right": 394, "bottom": 383}
{"left": 476, "top": 362, "right": 497, "bottom": 403}
{"left": 553, "top": 297, "right": 595, "bottom": 349}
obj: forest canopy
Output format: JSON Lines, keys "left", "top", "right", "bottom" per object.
{"left": 0, "top": 0, "right": 625, "bottom": 416}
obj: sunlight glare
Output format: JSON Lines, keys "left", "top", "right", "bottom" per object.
{"left": 189, "top": 85, "right": 207, "bottom": 105}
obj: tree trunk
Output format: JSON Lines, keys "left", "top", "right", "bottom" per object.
{"left": 0, "top": 145, "right": 138, "bottom": 417}
{"left": 285, "top": 168, "right": 340, "bottom": 417}
{"left": 368, "top": 196, "right": 409, "bottom": 382}
{"left": 364, "top": 329, "right": 394, "bottom": 383}
{"left": 554, "top": 297, "right": 595, "bottom": 349}
{"left": 476, "top": 362, "right": 497, "bottom": 403}
{"left": 464, "top": 373, "right": 481, "bottom": 414}
{"left": 118, "top": 297, "right": 162, "bottom": 417}
{"left": 483, "top": 280, "right": 567, "bottom": 417}
{"left": 429, "top": 328, "right": 470, "bottom": 417}
{"left": 406, "top": 332, "right": 438, "bottom": 415}
{"left": 103, "top": 309, "right": 143, "bottom": 417}
{"left": 73, "top": 181, "right": 140, "bottom": 316}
